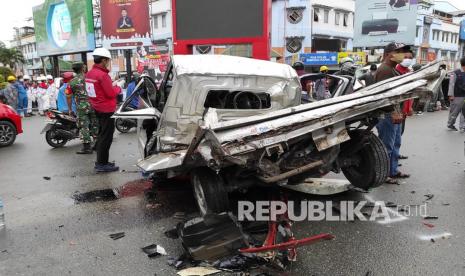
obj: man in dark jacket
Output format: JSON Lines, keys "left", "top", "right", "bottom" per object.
{"left": 447, "top": 57, "right": 465, "bottom": 131}
{"left": 86, "top": 48, "right": 121, "bottom": 172}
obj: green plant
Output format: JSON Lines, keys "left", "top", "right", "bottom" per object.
{"left": 0, "top": 67, "right": 13, "bottom": 81}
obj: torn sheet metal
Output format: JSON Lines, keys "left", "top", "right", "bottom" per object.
{"left": 138, "top": 150, "right": 186, "bottom": 172}
{"left": 202, "top": 80, "right": 427, "bottom": 158}
{"left": 211, "top": 60, "right": 445, "bottom": 131}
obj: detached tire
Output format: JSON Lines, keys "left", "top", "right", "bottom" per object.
{"left": 191, "top": 168, "right": 229, "bottom": 216}
{"left": 341, "top": 130, "right": 389, "bottom": 189}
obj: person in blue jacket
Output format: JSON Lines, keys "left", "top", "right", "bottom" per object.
{"left": 125, "top": 72, "right": 140, "bottom": 109}
{"left": 14, "top": 76, "right": 28, "bottom": 117}
{"left": 57, "top": 72, "right": 76, "bottom": 113}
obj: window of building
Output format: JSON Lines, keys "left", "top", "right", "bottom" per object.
{"left": 324, "top": 9, "right": 329, "bottom": 23}
{"left": 110, "top": 50, "right": 118, "bottom": 59}
{"left": 162, "top": 14, "right": 167, "bottom": 28}
{"left": 416, "top": 26, "right": 420, "bottom": 38}
{"left": 451, "top": 52, "right": 456, "bottom": 61}
{"left": 343, "top": 13, "right": 348, "bottom": 27}
{"left": 153, "top": 15, "right": 158, "bottom": 29}
{"left": 335, "top": 12, "right": 340, "bottom": 25}
{"left": 314, "top": 8, "right": 319, "bottom": 22}
{"left": 442, "top": 31, "right": 445, "bottom": 42}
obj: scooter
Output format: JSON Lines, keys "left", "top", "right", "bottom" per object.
{"left": 40, "top": 110, "right": 79, "bottom": 148}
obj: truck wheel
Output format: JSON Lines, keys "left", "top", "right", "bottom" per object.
{"left": 0, "top": 121, "right": 17, "bottom": 147}
{"left": 191, "top": 168, "right": 230, "bottom": 216}
{"left": 341, "top": 130, "right": 389, "bottom": 189}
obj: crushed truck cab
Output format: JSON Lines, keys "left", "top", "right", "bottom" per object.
{"left": 114, "top": 55, "right": 446, "bottom": 216}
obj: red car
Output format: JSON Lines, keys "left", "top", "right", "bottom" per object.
{"left": 0, "top": 103, "right": 22, "bottom": 147}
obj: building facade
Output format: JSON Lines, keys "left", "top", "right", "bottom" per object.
{"left": 271, "top": 0, "right": 312, "bottom": 64}
{"left": 414, "top": 0, "right": 460, "bottom": 68}
{"left": 311, "top": 0, "right": 354, "bottom": 52}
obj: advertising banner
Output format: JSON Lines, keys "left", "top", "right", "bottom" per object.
{"left": 300, "top": 53, "right": 338, "bottom": 66}
{"left": 353, "top": 0, "right": 418, "bottom": 48}
{"left": 338, "top": 52, "right": 367, "bottom": 65}
{"left": 100, "top": 0, "right": 151, "bottom": 49}
{"left": 32, "top": 0, "right": 95, "bottom": 57}
{"left": 460, "top": 20, "right": 465, "bottom": 40}
{"left": 136, "top": 45, "right": 170, "bottom": 81}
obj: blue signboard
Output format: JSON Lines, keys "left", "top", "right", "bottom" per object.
{"left": 461, "top": 20, "right": 465, "bottom": 40}
{"left": 300, "top": 53, "right": 338, "bottom": 66}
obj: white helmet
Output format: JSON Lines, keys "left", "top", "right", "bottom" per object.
{"left": 23, "top": 75, "right": 31, "bottom": 80}
{"left": 92, "top": 47, "right": 111, "bottom": 59}
{"left": 39, "top": 76, "right": 46, "bottom": 81}
{"left": 46, "top": 75, "right": 53, "bottom": 80}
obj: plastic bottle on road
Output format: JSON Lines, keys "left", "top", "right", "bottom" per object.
{"left": 0, "top": 198, "right": 4, "bottom": 229}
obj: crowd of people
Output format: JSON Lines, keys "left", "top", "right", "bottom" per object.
{"left": 0, "top": 74, "right": 58, "bottom": 117}
{"left": 0, "top": 47, "right": 130, "bottom": 173}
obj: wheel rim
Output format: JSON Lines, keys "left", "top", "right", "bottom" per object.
{"left": 116, "top": 120, "right": 130, "bottom": 132}
{"left": 193, "top": 175, "right": 208, "bottom": 215}
{"left": 49, "top": 131, "right": 66, "bottom": 145}
{"left": 0, "top": 124, "right": 14, "bottom": 144}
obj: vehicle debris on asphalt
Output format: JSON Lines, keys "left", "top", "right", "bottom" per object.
{"left": 109, "top": 232, "right": 125, "bottom": 240}
{"left": 176, "top": 266, "right": 221, "bottom": 276}
{"left": 141, "top": 244, "right": 167, "bottom": 258}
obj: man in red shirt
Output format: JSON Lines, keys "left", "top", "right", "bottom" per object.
{"left": 86, "top": 48, "right": 121, "bottom": 172}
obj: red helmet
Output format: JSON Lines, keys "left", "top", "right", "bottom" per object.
{"left": 62, "top": 72, "right": 74, "bottom": 82}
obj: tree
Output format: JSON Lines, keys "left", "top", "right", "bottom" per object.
{"left": 0, "top": 42, "right": 25, "bottom": 70}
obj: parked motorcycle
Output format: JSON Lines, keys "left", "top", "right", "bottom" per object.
{"left": 115, "top": 118, "right": 137, "bottom": 133}
{"left": 40, "top": 110, "right": 79, "bottom": 148}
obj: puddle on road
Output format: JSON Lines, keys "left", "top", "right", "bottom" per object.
{"left": 73, "top": 179, "right": 153, "bottom": 203}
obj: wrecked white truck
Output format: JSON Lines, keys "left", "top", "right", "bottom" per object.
{"left": 115, "top": 55, "right": 446, "bottom": 216}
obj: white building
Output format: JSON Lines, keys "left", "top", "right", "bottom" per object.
{"left": 312, "top": 0, "right": 355, "bottom": 51}
{"left": 271, "top": 0, "right": 312, "bottom": 64}
{"left": 150, "top": 0, "right": 173, "bottom": 52}
{"left": 9, "top": 26, "right": 40, "bottom": 76}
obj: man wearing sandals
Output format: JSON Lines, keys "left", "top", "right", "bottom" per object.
{"left": 375, "top": 42, "right": 411, "bottom": 184}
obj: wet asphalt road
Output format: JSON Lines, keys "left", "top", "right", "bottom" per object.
{"left": 1, "top": 111, "right": 465, "bottom": 276}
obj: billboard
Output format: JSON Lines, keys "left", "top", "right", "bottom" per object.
{"left": 100, "top": 0, "right": 151, "bottom": 49}
{"left": 175, "top": 0, "right": 263, "bottom": 40}
{"left": 136, "top": 44, "right": 171, "bottom": 81}
{"left": 33, "top": 0, "right": 95, "bottom": 57}
{"left": 172, "top": 0, "right": 271, "bottom": 60}
{"left": 353, "top": 0, "right": 418, "bottom": 48}
{"left": 338, "top": 52, "right": 367, "bottom": 65}
{"left": 300, "top": 53, "right": 338, "bottom": 66}
{"left": 460, "top": 20, "right": 465, "bottom": 40}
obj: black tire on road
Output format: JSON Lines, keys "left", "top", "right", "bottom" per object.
{"left": 341, "top": 130, "right": 389, "bottom": 189}
{"left": 0, "top": 121, "right": 17, "bottom": 147}
{"left": 191, "top": 167, "right": 230, "bottom": 216}
{"left": 45, "top": 129, "right": 68, "bottom": 148}
{"left": 115, "top": 118, "right": 131, "bottom": 133}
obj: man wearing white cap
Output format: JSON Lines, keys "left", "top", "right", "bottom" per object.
{"left": 85, "top": 48, "right": 121, "bottom": 173}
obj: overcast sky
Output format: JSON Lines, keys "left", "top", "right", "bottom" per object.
{"left": 1, "top": 0, "right": 465, "bottom": 46}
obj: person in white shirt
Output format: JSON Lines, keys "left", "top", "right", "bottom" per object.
{"left": 46, "top": 75, "right": 57, "bottom": 110}
{"left": 36, "top": 76, "right": 49, "bottom": 115}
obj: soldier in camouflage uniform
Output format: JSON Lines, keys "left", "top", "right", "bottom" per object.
{"left": 66, "top": 62, "right": 98, "bottom": 154}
